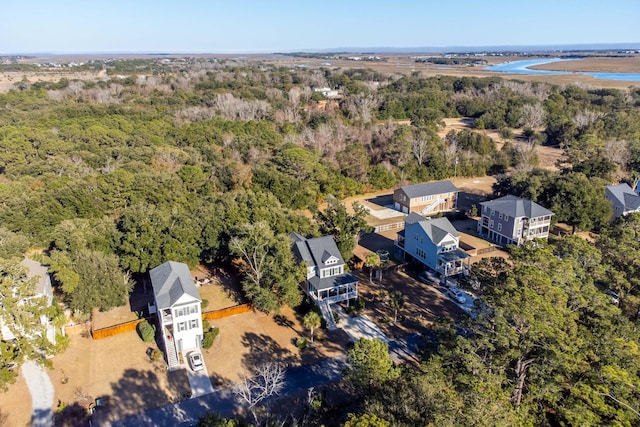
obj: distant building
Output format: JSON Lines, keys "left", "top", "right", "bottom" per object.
{"left": 478, "top": 195, "right": 554, "bottom": 246}
{"left": 396, "top": 213, "right": 470, "bottom": 278}
{"left": 312, "top": 87, "right": 340, "bottom": 98}
{"left": 393, "top": 180, "right": 459, "bottom": 215}
{"left": 605, "top": 183, "right": 640, "bottom": 219}
{"left": 150, "top": 261, "right": 203, "bottom": 370}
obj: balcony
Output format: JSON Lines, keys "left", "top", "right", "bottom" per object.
{"left": 160, "top": 310, "right": 173, "bottom": 325}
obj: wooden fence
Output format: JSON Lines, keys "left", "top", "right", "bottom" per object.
{"left": 202, "top": 303, "right": 253, "bottom": 321}
{"left": 91, "top": 317, "right": 146, "bottom": 340}
{"left": 90, "top": 303, "right": 254, "bottom": 340}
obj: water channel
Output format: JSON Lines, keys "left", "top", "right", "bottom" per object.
{"left": 484, "top": 58, "right": 640, "bottom": 82}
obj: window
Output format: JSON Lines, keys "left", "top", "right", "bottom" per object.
{"left": 177, "top": 322, "right": 187, "bottom": 332}
{"left": 325, "top": 258, "right": 338, "bottom": 265}
{"left": 189, "top": 305, "right": 198, "bottom": 314}
{"left": 190, "top": 319, "right": 199, "bottom": 329}
{"left": 491, "top": 209, "right": 495, "bottom": 216}
{"left": 497, "top": 223, "right": 502, "bottom": 232}
{"left": 175, "top": 308, "right": 185, "bottom": 317}
{"left": 420, "top": 195, "right": 435, "bottom": 202}
{"left": 499, "top": 212, "right": 503, "bottom": 220}
{"left": 416, "top": 248, "right": 426, "bottom": 259}
{"left": 489, "top": 219, "right": 494, "bottom": 228}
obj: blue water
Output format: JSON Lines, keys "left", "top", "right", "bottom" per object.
{"left": 484, "top": 58, "right": 640, "bottom": 82}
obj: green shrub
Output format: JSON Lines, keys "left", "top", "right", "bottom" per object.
{"left": 202, "top": 326, "right": 219, "bottom": 349}
{"left": 150, "top": 348, "right": 164, "bottom": 362}
{"left": 201, "top": 299, "right": 209, "bottom": 309}
{"left": 296, "top": 337, "right": 308, "bottom": 350}
{"left": 137, "top": 320, "right": 156, "bottom": 342}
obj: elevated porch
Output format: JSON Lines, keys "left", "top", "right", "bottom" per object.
{"left": 437, "top": 248, "right": 471, "bottom": 277}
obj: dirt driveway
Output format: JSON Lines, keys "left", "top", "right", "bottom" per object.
{"left": 351, "top": 268, "right": 464, "bottom": 341}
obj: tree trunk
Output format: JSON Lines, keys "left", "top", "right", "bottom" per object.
{"left": 511, "top": 356, "right": 535, "bottom": 406}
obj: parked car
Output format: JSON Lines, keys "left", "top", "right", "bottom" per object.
{"left": 418, "top": 270, "right": 440, "bottom": 285}
{"left": 447, "top": 287, "right": 467, "bottom": 304}
{"left": 188, "top": 351, "right": 204, "bottom": 371}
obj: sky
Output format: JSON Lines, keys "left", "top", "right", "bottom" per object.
{"left": 2, "top": 0, "right": 639, "bottom": 54}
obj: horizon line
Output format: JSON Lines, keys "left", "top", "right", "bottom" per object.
{"left": 2, "top": 42, "right": 640, "bottom": 57}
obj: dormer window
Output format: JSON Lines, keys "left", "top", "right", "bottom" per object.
{"left": 325, "top": 258, "right": 338, "bottom": 265}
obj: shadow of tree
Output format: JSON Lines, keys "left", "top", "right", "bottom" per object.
{"left": 241, "top": 332, "right": 295, "bottom": 371}
{"left": 457, "top": 190, "right": 489, "bottom": 211}
{"left": 93, "top": 368, "right": 189, "bottom": 425}
{"left": 52, "top": 402, "right": 89, "bottom": 427}
{"left": 273, "top": 314, "right": 296, "bottom": 332}
{"left": 30, "top": 407, "right": 54, "bottom": 427}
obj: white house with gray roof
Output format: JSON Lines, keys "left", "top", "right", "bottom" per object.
{"left": 290, "top": 234, "right": 358, "bottom": 329}
{"left": 478, "top": 195, "right": 554, "bottom": 246}
{"left": 393, "top": 180, "right": 459, "bottom": 215}
{"left": 605, "top": 183, "right": 640, "bottom": 219}
{"left": 150, "top": 261, "right": 203, "bottom": 370}
{"left": 0, "top": 258, "right": 56, "bottom": 345}
{"left": 396, "top": 213, "right": 470, "bottom": 278}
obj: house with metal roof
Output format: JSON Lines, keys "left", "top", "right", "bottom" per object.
{"left": 393, "top": 180, "right": 459, "bottom": 215}
{"left": 605, "top": 183, "right": 640, "bottom": 219}
{"left": 396, "top": 213, "right": 470, "bottom": 279}
{"left": 478, "top": 195, "right": 554, "bottom": 246}
{"left": 150, "top": 261, "right": 203, "bottom": 370}
{"left": 290, "top": 234, "right": 358, "bottom": 330}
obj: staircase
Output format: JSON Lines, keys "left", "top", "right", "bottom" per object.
{"left": 421, "top": 199, "right": 444, "bottom": 215}
{"left": 319, "top": 300, "right": 337, "bottom": 331}
{"left": 164, "top": 337, "right": 180, "bottom": 370}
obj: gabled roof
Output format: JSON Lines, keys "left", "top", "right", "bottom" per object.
{"left": 20, "top": 258, "right": 49, "bottom": 296}
{"left": 480, "top": 195, "right": 553, "bottom": 218}
{"left": 397, "top": 180, "right": 459, "bottom": 199}
{"left": 150, "top": 261, "right": 201, "bottom": 310}
{"left": 290, "top": 234, "right": 344, "bottom": 268}
{"left": 606, "top": 183, "right": 640, "bottom": 211}
{"left": 404, "top": 213, "right": 459, "bottom": 245}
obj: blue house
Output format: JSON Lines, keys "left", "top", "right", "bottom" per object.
{"left": 396, "top": 213, "right": 471, "bottom": 277}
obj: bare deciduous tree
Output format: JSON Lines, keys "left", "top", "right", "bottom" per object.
{"left": 345, "top": 93, "right": 380, "bottom": 124}
{"left": 412, "top": 136, "right": 430, "bottom": 165}
{"left": 521, "top": 103, "right": 546, "bottom": 129}
{"left": 234, "top": 363, "right": 285, "bottom": 426}
{"left": 604, "top": 139, "right": 630, "bottom": 172}
{"left": 572, "top": 110, "right": 606, "bottom": 130}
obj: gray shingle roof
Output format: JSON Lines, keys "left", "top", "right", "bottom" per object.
{"left": 480, "top": 195, "right": 553, "bottom": 218}
{"left": 606, "top": 183, "right": 640, "bottom": 211}
{"left": 150, "top": 261, "right": 201, "bottom": 310}
{"left": 309, "top": 272, "right": 358, "bottom": 291}
{"left": 398, "top": 180, "right": 459, "bottom": 198}
{"left": 20, "top": 258, "right": 49, "bottom": 295}
{"left": 405, "top": 213, "right": 459, "bottom": 245}
{"left": 291, "top": 235, "right": 344, "bottom": 268}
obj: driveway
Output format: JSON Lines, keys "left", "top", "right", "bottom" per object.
{"left": 106, "top": 356, "right": 346, "bottom": 427}
{"left": 22, "top": 360, "right": 54, "bottom": 427}
{"left": 335, "top": 304, "right": 390, "bottom": 343}
{"left": 185, "top": 354, "right": 214, "bottom": 398}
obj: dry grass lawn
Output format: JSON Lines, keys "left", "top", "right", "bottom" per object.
{"left": 0, "top": 267, "right": 349, "bottom": 425}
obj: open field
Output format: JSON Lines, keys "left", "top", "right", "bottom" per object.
{"left": 529, "top": 56, "right": 640, "bottom": 73}
{"left": 1, "top": 54, "right": 639, "bottom": 94}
